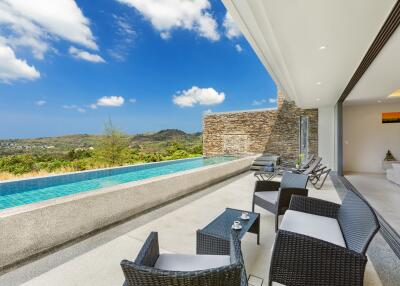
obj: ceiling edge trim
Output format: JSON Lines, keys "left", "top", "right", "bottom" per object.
{"left": 339, "top": 1, "right": 400, "bottom": 103}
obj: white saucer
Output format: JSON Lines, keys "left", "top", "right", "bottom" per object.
{"left": 232, "top": 224, "right": 242, "bottom": 230}
{"left": 240, "top": 215, "right": 250, "bottom": 220}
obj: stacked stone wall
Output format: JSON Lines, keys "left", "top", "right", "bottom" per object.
{"left": 203, "top": 96, "right": 318, "bottom": 165}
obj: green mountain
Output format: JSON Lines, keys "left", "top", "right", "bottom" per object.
{"left": 0, "top": 129, "right": 202, "bottom": 156}
{"left": 132, "top": 129, "right": 200, "bottom": 142}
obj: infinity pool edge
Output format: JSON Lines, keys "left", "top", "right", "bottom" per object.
{"left": 0, "top": 155, "right": 256, "bottom": 269}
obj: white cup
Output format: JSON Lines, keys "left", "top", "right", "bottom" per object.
{"left": 233, "top": 220, "right": 241, "bottom": 228}
{"left": 241, "top": 212, "right": 249, "bottom": 219}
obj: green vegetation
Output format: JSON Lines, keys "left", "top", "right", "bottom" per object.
{"left": 0, "top": 122, "right": 202, "bottom": 179}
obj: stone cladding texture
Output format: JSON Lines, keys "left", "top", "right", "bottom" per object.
{"left": 203, "top": 92, "right": 318, "bottom": 166}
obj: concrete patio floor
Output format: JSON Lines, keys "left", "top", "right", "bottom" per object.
{"left": 0, "top": 172, "right": 382, "bottom": 286}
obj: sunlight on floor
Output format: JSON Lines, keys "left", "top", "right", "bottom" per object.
{"left": 0, "top": 172, "right": 382, "bottom": 286}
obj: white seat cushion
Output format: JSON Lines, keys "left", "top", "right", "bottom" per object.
{"left": 254, "top": 191, "right": 279, "bottom": 204}
{"left": 154, "top": 254, "right": 230, "bottom": 271}
{"left": 280, "top": 210, "right": 346, "bottom": 247}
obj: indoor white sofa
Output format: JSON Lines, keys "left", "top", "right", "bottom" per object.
{"left": 387, "top": 163, "right": 400, "bottom": 185}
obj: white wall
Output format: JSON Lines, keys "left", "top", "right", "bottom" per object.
{"left": 318, "top": 106, "right": 336, "bottom": 170}
{"left": 343, "top": 102, "right": 400, "bottom": 173}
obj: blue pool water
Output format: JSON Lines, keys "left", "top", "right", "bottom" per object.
{"left": 0, "top": 156, "right": 236, "bottom": 210}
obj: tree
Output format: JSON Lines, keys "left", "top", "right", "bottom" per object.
{"left": 97, "top": 119, "right": 129, "bottom": 165}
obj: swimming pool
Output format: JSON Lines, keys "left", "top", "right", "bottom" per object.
{"left": 0, "top": 156, "right": 236, "bottom": 210}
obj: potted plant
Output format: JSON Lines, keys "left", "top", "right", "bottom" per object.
{"left": 296, "top": 153, "right": 304, "bottom": 169}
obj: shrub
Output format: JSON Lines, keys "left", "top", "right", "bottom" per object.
{"left": 0, "top": 155, "right": 36, "bottom": 175}
{"left": 70, "top": 159, "right": 90, "bottom": 171}
{"left": 46, "top": 160, "right": 65, "bottom": 172}
{"left": 170, "top": 150, "right": 190, "bottom": 159}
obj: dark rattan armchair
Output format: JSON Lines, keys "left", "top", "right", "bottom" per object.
{"left": 252, "top": 172, "right": 309, "bottom": 231}
{"left": 269, "top": 191, "right": 380, "bottom": 286}
{"left": 121, "top": 231, "right": 248, "bottom": 286}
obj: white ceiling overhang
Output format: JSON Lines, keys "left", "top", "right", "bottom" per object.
{"left": 345, "top": 24, "right": 400, "bottom": 105}
{"left": 222, "top": 0, "right": 396, "bottom": 108}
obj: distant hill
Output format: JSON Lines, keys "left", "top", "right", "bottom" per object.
{"left": 132, "top": 129, "right": 200, "bottom": 142}
{"left": 0, "top": 129, "right": 202, "bottom": 156}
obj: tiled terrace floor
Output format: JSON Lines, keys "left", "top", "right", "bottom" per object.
{"left": 346, "top": 172, "right": 400, "bottom": 234}
{"left": 0, "top": 172, "right": 382, "bottom": 286}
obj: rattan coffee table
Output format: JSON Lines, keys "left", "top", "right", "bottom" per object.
{"left": 196, "top": 208, "right": 260, "bottom": 255}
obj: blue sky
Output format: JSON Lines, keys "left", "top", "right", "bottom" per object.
{"left": 0, "top": 0, "right": 276, "bottom": 139}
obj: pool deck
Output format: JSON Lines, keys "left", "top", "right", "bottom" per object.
{"left": 0, "top": 172, "right": 382, "bottom": 286}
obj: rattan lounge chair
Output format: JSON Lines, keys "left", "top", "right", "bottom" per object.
{"left": 292, "top": 156, "right": 322, "bottom": 175}
{"left": 254, "top": 155, "right": 316, "bottom": 181}
{"left": 250, "top": 154, "right": 280, "bottom": 171}
{"left": 309, "top": 165, "right": 331, "bottom": 189}
{"left": 252, "top": 172, "right": 309, "bottom": 231}
{"left": 121, "top": 231, "right": 248, "bottom": 286}
{"left": 269, "top": 191, "right": 380, "bottom": 286}
{"left": 296, "top": 154, "right": 315, "bottom": 171}
{"left": 253, "top": 163, "right": 278, "bottom": 181}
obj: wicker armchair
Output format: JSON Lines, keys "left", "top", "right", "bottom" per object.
{"left": 121, "top": 231, "right": 248, "bottom": 286}
{"left": 252, "top": 172, "right": 309, "bottom": 231}
{"left": 269, "top": 191, "right": 380, "bottom": 286}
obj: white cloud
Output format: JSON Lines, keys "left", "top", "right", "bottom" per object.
{"left": 108, "top": 14, "right": 136, "bottom": 62}
{"left": 114, "top": 14, "right": 135, "bottom": 37}
{"left": 129, "top": 98, "right": 137, "bottom": 104}
{"left": 223, "top": 12, "right": 241, "bottom": 39}
{"left": 96, "top": 96, "right": 125, "bottom": 107}
{"left": 108, "top": 50, "right": 125, "bottom": 62}
{"left": 252, "top": 98, "right": 277, "bottom": 106}
{"left": 0, "top": 43, "right": 40, "bottom": 82}
{"left": 62, "top": 104, "right": 85, "bottom": 113}
{"left": 0, "top": 0, "right": 98, "bottom": 81}
{"left": 3, "top": 35, "right": 49, "bottom": 60}
{"left": 160, "top": 31, "right": 171, "bottom": 40}
{"left": 116, "top": 0, "right": 220, "bottom": 41}
{"left": 203, "top": 109, "right": 212, "bottom": 114}
{"left": 67, "top": 96, "right": 126, "bottom": 111}
{"left": 35, "top": 100, "right": 46, "bottom": 106}
{"left": 235, "top": 44, "right": 243, "bottom": 53}
{"left": 69, "top": 46, "right": 105, "bottom": 63}
{"left": 62, "top": 104, "right": 78, "bottom": 109}
{"left": 252, "top": 99, "right": 267, "bottom": 106}
{"left": 173, "top": 86, "right": 225, "bottom": 107}
{"left": 0, "top": 0, "right": 97, "bottom": 50}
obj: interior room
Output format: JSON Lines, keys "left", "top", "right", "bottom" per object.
{"left": 342, "top": 25, "right": 400, "bottom": 233}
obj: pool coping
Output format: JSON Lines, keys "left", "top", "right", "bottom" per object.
{"left": 0, "top": 156, "right": 241, "bottom": 217}
{"left": 0, "top": 156, "right": 206, "bottom": 184}
{"left": 0, "top": 155, "right": 256, "bottom": 269}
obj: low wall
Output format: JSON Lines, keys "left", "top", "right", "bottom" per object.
{"left": 203, "top": 98, "right": 318, "bottom": 165}
{"left": 203, "top": 100, "right": 318, "bottom": 165}
{"left": 0, "top": 156, "right": 255, "bottom": 269}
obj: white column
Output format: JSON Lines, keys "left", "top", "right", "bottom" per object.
{"left": 318, "top": 106, "right": 336, "bottom": 170}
